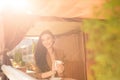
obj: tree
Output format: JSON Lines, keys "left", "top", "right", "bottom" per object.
{"left": 83, "top": 0, "right": 120, "bottom": 80}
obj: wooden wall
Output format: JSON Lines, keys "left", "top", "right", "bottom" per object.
{"left": 54, "top": 30, "right": 87, "bottom": 80}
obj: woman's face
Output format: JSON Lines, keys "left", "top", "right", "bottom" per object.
{"left": 41, "top": 34, "right": 54, "bottom": 49}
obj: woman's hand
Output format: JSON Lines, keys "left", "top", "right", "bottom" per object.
{"left": 56, "top": 64, "right": 64, "bottom": 74}
{"left": 52, "top": 60, "right": 64, "bottom": 77}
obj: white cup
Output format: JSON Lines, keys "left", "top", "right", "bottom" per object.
{"left": 55, "top": 60, "right": 63, "bottom": 70}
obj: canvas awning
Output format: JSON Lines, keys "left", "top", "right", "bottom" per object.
{"left": 0, "top": 0, "right": 104, "bottom": 36}
{"left": 30, "top": 0, "right": 104, "bottom": 18}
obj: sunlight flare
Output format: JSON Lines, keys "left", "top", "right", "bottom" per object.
{"left": 0, "top": 0, "right": 32, "bottom": 13}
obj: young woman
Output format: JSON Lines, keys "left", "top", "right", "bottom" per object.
{"left": 34, "top": 30, "right": 65, "bottom": 79}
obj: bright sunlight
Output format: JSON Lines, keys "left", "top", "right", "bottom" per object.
{"left": 0, "top": 0, "right": 32, "bottom": 13}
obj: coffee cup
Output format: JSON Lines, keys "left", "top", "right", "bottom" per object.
{"left": 55, "top": 60, "right": 63, "bottom": 70}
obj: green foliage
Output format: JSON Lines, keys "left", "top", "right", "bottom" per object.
{"left": 32, "top": 40, "right": 36, "bottom": 54}
{"left": 13, "top": 49, "right": 25, "bottom": 66}
{"left": 82, "top": 0, "right": 120, "bottom": 80}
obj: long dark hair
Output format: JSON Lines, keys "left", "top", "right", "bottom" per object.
{"left": 34, "top": 30, "right": 55, "bottom": 72}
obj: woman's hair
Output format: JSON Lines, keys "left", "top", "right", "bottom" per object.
{"left": 34, "top": 30, "right": 55, "bottom": 72}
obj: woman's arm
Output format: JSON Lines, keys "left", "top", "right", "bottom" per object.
{"left": 41, "top": 62, "right": 57, "bottom": 78}
{"left": 33, "top": 64, "right": 56, "bottom": 79}
{"left": 34, "top": 70, "right": 56, "bottom": 79}
{"left": 41, "top": 70, "right": 56, "bottom": 78}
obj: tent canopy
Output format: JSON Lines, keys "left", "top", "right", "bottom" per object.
{"left": 26, "top": 0, "right": 104, "bottom": 36}
{"left": 30, "top": 0, "right": 104, "bottom": 18}
{"left": 1, "top": 0, "right": 104, "bottom": 36}
{"left": 26, "top": 21, "right": 81, "bottom": 36}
